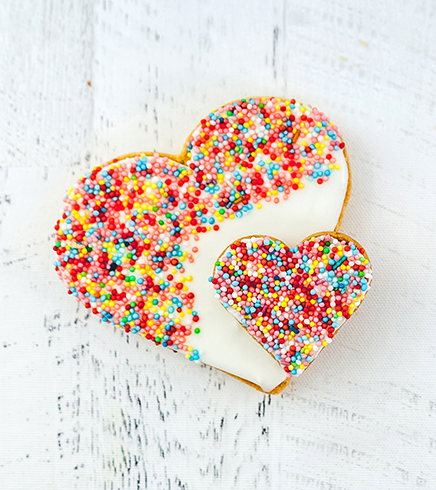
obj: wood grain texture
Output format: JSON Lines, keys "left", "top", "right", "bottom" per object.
{"left": 1, "top": 0, "right": 436, "bottom": 489}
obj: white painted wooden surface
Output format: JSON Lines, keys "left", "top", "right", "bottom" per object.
{"left": 1, "top": 1, "right": 436, "bottom": 488}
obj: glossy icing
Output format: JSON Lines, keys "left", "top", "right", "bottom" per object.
{"left": 184, "top": 152, "right": 348, "bottom": 391}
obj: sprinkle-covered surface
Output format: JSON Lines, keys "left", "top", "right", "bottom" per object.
{"left": 211, "top": 234, "right": 372, "bottom": 377}
{"left": 186, "top": 96, "right": 345, "bottom": 210}
{"left": 54, "top": 96, "right": 349, "bottom": 367}
{"left": 54, "top": 155, "right": 213, "bottom": 361}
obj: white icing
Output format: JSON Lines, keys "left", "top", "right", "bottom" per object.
{"left": 184, "top": 150, "right": 349, "bottom": 392}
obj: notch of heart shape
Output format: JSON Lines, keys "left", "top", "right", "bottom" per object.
{"left": 54, "top": 96, "right": 372, "bottom": 394}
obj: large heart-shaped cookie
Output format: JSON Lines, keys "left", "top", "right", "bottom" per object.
{"left": 54, "top": 96, "right": 366, "bottom": 394}
{"left": 211, "top": 233, "right": 372, "bottom": 379}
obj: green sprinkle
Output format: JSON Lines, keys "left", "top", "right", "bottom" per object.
{"left": 158, "top": 220, "right": 164, "bottom": 225}
{"left": 130, "top": 302, "right": 136, "bottom": 308}
{"left": 194, "top": 328, "right": 201, "bottom": 334}
{"left": 219, "top": 209, "right": 225, "bottom": 215}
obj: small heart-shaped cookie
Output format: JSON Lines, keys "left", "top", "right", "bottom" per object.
{"left": 211, "top": 233, "right": 372, "bottom": 379}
